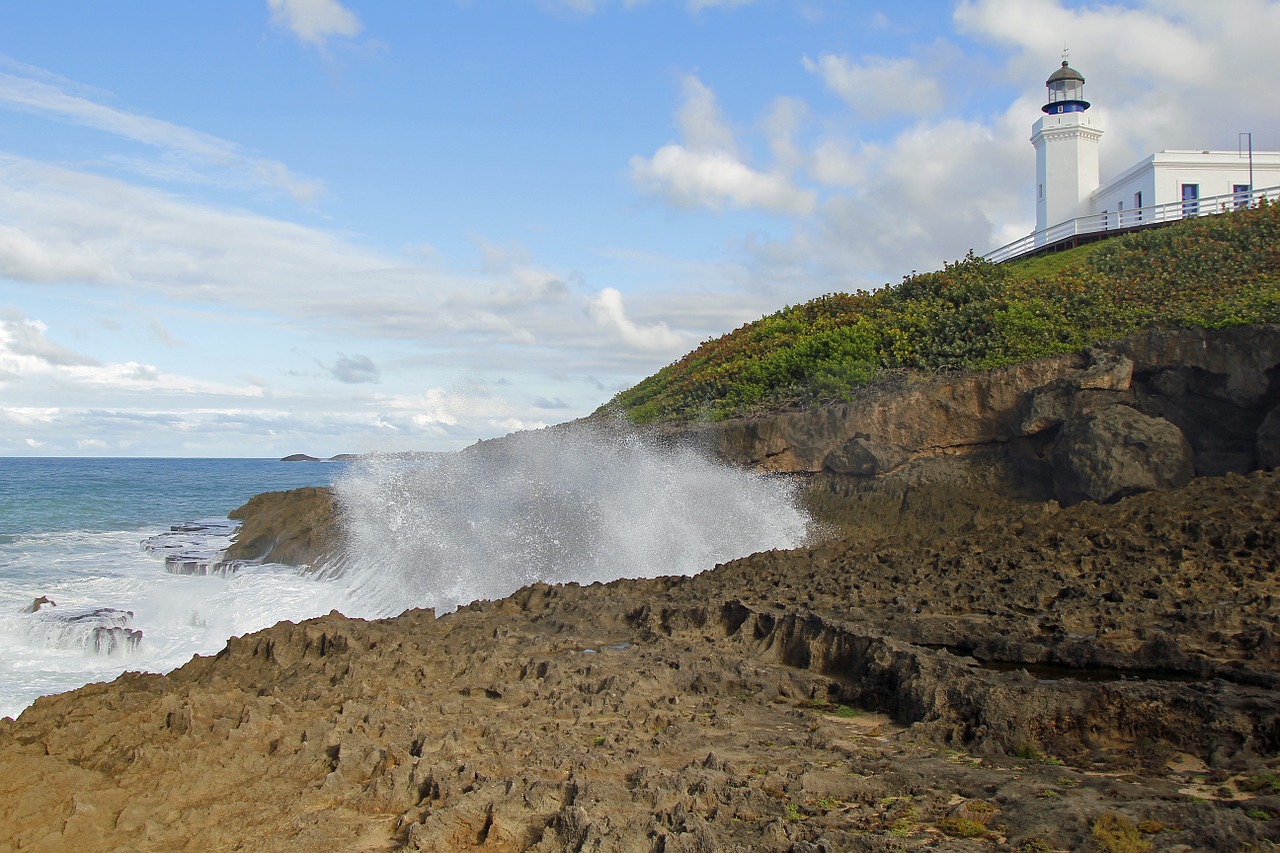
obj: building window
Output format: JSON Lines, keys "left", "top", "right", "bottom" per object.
{"left": 1182, "top": 184, "right": 1199, "bottom": 218}
{"left": 1134, "top": 191, "right": 1142, "bottom": 222}
{"left": 1118, "top": 200, "right": 1124, "bottom": 226}
{"left": 1234, "top": 183, "right": 1251, "bottom": 210}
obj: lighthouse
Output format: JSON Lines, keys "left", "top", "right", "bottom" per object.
{"left": 985, "top": 57, "right": 1280, "bottom": 262}
{"left": 1031, "top": 60, "right": 1103, "bottom": 234}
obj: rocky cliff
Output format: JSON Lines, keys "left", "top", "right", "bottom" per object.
{"left": 685, "top": 324, "right": 1280, "bottom": 481}
{"left": 670, "top": 324, "right": 1280, "bottom": 543}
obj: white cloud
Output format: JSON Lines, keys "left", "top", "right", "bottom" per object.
{"left": 0, "top": 151, "right": 733, "bottom": 387}
{"left": 730, "top": 101, "right": 1030, "bottom": 294}
{"left": 953, "top": 0, "right": 1280, "bottom": 168}
{"left": 587, "top": 288, "right": 691, "bottom": 353}
{"left": 0, "top": 155, "right": 375, "bottom": 305}
{"left": 631, "top": 75, "right": 815, "bottom": 215}
{"left": 955, "top": 0, "right": 1208, "bottom": 84}
{"left": 803, "top": 53, "right": 945, "bottom": 119}
{"left": 632, "top": 145, "right": 816, "bottom": 214}
{"left": 0, "top": 64, "right": 323, "bottom": 202}
{"left": 383, "top": 387, "right": 548, "bottom": 436}
{"left": 809, "top": 138, "right": 865, "bottom": 188}
{"left": 0, "top": 311, "right": 264, "bottom": 398}
{"left": 267, "top": 0, "right": 362, "bottom": 47}
{"left": 762, "top": 97, "right": 808, "bottom": 174}
{"left": 0, "top": 316, "right": 97, "bottom": 366}
{"left": 675, "top": 75, "right": 738, "bottom": 155}
{"left": 0, "top": 224, "right": 119, "bottom": 283}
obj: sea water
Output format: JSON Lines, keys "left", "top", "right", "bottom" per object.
{"left": 0, "top": 458, "right": 352, "bottom": 720}
{"left": 0, "top": 433, "right": 812, "bottom": 721}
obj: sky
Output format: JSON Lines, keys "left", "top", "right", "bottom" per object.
{"left": 1, "top": 0, "right": 1278, "bottom": 457}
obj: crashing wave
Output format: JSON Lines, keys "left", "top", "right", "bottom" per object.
{"left": 333, "top": 424, "right": 813, "bottom": 616}
{"left": 18, "top": 598, "right": 143, "bottom": 656}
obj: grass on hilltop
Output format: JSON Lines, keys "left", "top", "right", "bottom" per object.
{"left": 605, "top": 201, "right": 1280, "bottom": 424}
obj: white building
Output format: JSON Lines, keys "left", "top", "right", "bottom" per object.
{"left": 989, "top": 60, "right": 1280, "bottom": 261}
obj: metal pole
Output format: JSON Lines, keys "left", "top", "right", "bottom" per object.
{"left": 1241, "top": 132, "right": 1254, "bottom": 202}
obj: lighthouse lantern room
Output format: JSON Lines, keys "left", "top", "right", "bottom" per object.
{"left": 1044, "top": 61, "right": 1089, "bottom": 113}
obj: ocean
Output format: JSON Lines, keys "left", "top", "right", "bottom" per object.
{"left": 0, "top": 435, "right": 812, "bottom": 721}
{"left": 0, "top": 458, "right": 357, "bottom": 720}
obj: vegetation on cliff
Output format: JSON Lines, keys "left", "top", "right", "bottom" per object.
{"left": 609, "top": 201, "right": 1280, "bottom": 423}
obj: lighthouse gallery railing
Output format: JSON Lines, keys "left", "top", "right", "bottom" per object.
{"left": 984, "top": 184, "right": 1280, "bottom": 264}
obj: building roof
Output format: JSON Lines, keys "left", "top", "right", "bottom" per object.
{"left": 1047, "top": 61, "right": 1084, "bottom": 85}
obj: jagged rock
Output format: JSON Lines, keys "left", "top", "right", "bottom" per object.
{"left": 821, "top": 435, "right": 907, "bottom": 476}
{"left": 225, "top": 486, "right": 343, "bottom": 568}
{"left": 1018, "top": 349, "right": 1135, "bottom": 435}
{"left": 1018, "top": 383, "right": 1130, "bottom": 436}
{"left": 1077, "top": 346, "right": 1136, "bottom": 390}
{"left": 22, "top": 596, "right": 55, "bottom": 613}
{"left": 1051, "top": 405, "right": 1195, "bottom": 505}
{"left": 22, "top": 606, "right": 143, "bottom": 656}
{"left": 91, "top": 626, "right": 143, "bottom": 655}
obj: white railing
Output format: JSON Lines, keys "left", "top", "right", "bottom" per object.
{"left": 984, "top": 185, "right": 1280, "bottom": 264}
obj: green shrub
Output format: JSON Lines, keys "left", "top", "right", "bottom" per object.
{"left": 938, "top": 817, "right": 990, "bottom": 838}
{"left": 605, "top": 202, "right": 1280, "bottom": 424}
{"left": 1092, "top": 812, "right": 1152, "bottom": 853}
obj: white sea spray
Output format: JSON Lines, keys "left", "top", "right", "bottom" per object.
{"left": 333, "top": 425, "right": 811, "bottom": 617}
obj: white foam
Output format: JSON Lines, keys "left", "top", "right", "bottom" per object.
{"left": 0, "top": 528, "right": 355, "bottom": 720}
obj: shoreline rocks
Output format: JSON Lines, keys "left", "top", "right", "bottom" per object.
{"left": 4, "top": 470, "right": 1280, "bottom": 849}
{"left": 4, "top": 324, "right": 1280, "bottom": 850}
{"left": 223, "top": 486, "right": 343, "bottom": 567}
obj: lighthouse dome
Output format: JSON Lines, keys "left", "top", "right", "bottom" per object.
{"left": 1042, "top": 60, "right": 1089, "bottom": 114}
{"left": 1046, "top": 61, "right": 1084, "bottom": 86}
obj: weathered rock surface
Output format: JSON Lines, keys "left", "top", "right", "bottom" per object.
{"left": 3, "top": 470, "right": 1280, "bottom": 851}
{"left": 1050, "top": 404, "right": 1195, "bottom": 504}
{"left": 673, "top": 324, "right": 1280, "bottom": 485}
{"left": 224, "top": 485, "right": 343, "bottom": 568}
{"left": 1259, "top": 404, "right": 1280, "bottom": 470}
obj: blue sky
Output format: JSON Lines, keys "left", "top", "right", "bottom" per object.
{"left": 1, "top": 0, "right": 1277, "bottom": 457}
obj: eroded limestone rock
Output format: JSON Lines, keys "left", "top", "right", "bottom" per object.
{"left": 1051, "top": 405, "right": 1195, "bottom": 505}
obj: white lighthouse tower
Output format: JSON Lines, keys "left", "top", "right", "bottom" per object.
{"left": 1031, "top": 59, "right": 1103, "bottom": 234}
